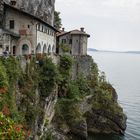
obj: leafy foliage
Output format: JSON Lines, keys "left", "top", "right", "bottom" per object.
{"left": 58, "top": 55, "right": 73, "bottom": 97}
{"left": 41, "top": 131, "right": 54, "bottom": 140}
{"left": 0, "top": 58, "right": 23, "bottom": 122}
{"left": 0, "top": 53, "right": 124, "bottom": 138}
{"left": 54, "top": 11, "right": 62, "bottom": 30}
{"left": 59, "top": 43, "right": 70, "bottom": 53}
{"left": 0, "top": 112, "right": 25, "bottom": 140}
{"left": 67, "top": 81, "right": 80, "bottom": 100}
{"left": 59, "top": 55, "right": 73, "bottom": 75}
{"left": 87, "top": 59, "right": 99, "bottom": 89}
{"left": 0, "top": 61, "right": 8, "bottom": 89}
{"left": 39, "top": 57, "right": 59, "bottom": 97}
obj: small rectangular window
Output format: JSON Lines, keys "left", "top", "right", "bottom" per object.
{"left": 62, "top": 39, "right": 66, "bottom": 44}
{"left": 9, "top": 20, "right": 14, "bottom": 29}
{"left": 6, "top": 46, "right": 9, "bottom": 51}
{"left": 28, "top": 25, "right": 30, "bottom": 29}
{"left": 42, "top": 26, "right": 44, "bottom": 32}
{"left": 0, "top": 45, "right": 3, "bottom": 48}
{"left": 38, "top": 24, "right": 40, "bottom": 31}
{"left": 69, "top": 39, "right": 72, "bottom": 44}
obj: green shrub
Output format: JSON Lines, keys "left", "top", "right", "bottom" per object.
{"left": 59, "top": 43, "right": 70, "bottom": 53}
{"left": 76, "top": 75, "right": 90, "bottom": 96}
{"left": 0, "top": 112, "right": 25, "bottom": 140}
{"left": 0, "top": 61, "right": 8, "bottom": 89}
{"left": 39, "top": 57, "right": 59, "bottom": 97}
{"left": 58, "top": 55, "right": 73, "bottom": 97}
{"left": 68, "top": 81, "right": 80, "bottom": 100}
{"left": 59, "top": 55, "right": 73, "bottom": 75}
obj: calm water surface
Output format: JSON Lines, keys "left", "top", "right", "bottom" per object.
{"left": 87, "top": 52, "right": 140, "bottom": 140}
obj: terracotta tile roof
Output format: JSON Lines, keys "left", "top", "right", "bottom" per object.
{"left": 56, "top": 31, "right": 68, "bottom": 36}
{"left": 70, "top": 30, "right": 90, "bottom": 37}
{"left": 57, "top": 29, "right": 90, "bottom": 37}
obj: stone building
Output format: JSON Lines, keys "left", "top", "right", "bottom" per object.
{"left": 57, "top": 28, "right": 90, "bottom": 56}
{"left": 0, "top": 1, "right": 57, "bottom": 56}
{"left": 1, "top": 0, "right": 55, "bottom": 26}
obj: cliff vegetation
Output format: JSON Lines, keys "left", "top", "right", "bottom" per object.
{"left": 0, "top": 55, "right": 126, "bottom": 140}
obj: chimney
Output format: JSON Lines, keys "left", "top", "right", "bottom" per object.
{"left": 62, "top": 28, "right": 65, "bottom": 32}
{"left": 10, "top": 0, "right": 17, "bottom": 6}
{"left": 80, "top": 27, "right": 84, "bottom": 32}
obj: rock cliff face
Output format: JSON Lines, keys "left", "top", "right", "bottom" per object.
{"left": 43, "top": 55, "right": 127, "bottom": 140}
{"left": 0, "top": 55, "right": 127, "bottom": 140}
{"left": 3, "top": 0, "right": 55, "bottom": 25}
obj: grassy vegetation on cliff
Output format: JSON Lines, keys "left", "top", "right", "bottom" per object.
{"left": 0, "top": 56, "right": 59, "bottom": 139}
{"left": 0, "top": 54, "right": 125, "bottom": 138}
{"left": 55, "top": 54, "right": 125, "bottom": 137}
{"left": 0, "top": 57, "right": 25, "bottom": 139}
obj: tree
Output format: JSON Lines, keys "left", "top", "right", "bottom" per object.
{"left": 54, "top": 11, "right": 62, "bottom": 30}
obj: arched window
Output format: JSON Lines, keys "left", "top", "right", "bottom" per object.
{"left": 48, "top": 45, "right": 51, "bottom": 54}
{"left": 43, "top": 44, "right": 47, "bottom": 54}
{"left": 22, "top": 44, "right": 29, "bottom": 55}
{"left": 36, "top": 43, "right": 41, "bottom": 54}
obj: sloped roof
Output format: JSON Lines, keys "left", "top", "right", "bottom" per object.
{"left": 57, "top": 29, "right": 90, "bottom": 37}
{"left": 3, "top": 3, "right": 58, "bottom": 32}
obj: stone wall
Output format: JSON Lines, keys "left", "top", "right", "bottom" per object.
{"left": 72, "top": 55, "right": 93, "bottom": 79}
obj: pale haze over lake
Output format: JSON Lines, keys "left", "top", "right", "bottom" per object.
{"left": 88, "top": 51, "right": 140, "bottom": 140}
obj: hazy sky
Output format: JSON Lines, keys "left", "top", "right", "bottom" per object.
{"left": 56, "top": 0, "right": 140, "bottom": 51}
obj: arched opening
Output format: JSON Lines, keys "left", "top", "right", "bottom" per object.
{"left": 13, "top": 46, "right": 16, "bottom": 55}
{"left": 43, "top": 44, "right": 47, "bottom": 54}
{"left": 22, "top": 44, "right": 29, "bottom": 55}
{"left": 36, "top": 43, "right": 41, "bottom": 54}
{"left": 48, "top": 45, "right": 51, "bottom": 54}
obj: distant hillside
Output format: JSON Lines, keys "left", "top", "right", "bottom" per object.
{"left": 125, "top": 51, "right": 140, "bottom": 54}
{"left": 87, "top": 48, "right": 98, "bottom": 52}
{"left": 88, "top": 48, "right": 140, "bottom": 54}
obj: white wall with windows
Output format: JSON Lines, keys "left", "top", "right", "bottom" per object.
{"left": 36, "top": 23, "right": 56, "bottom": 54}
{"left": 2, "top": 5, "right": 57, "bottom": 56}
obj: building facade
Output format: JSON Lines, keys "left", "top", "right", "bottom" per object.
{"left": 0, "top": 2, "right": 57, "bottom": 56}
{"left": 57, "top": 28, "right": 90, "bottom": 56}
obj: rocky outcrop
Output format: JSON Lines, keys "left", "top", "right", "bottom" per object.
{"left": 86, "top": 109, "right": 127, "bottom": 135}
{"left": 49, "top": 93, "right": 126, "bottom": 140}
{"left": 47, "top": 56, "right": 127, "bottom": 140}
{"left": 3, "top": 0, "right": 55, "bottom": 25}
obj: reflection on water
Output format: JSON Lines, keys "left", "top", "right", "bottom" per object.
{"left": 88, "top": 52, "right": 140, "bottom": 140}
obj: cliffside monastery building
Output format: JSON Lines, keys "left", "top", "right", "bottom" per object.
{"left": 57, "top": 28, "right": 90, "bottom": 56}
{"left": 0, "top": 0, "right": 90, "bottom": 57}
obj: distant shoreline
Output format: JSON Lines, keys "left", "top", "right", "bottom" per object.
{"left": 87, "top": 48, "right": 140, "bottom": 54}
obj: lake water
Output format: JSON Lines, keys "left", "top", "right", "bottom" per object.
{"left": 88, "top": 51, "right": 140, "bottom": 140}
